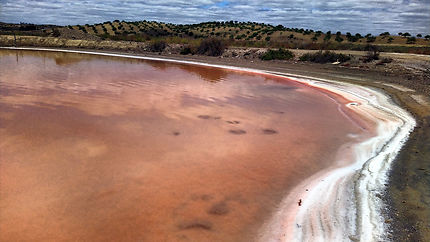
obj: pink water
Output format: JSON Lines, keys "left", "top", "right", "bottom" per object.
{"left": 0, "top": 50, "right": 369, "bottom": 241}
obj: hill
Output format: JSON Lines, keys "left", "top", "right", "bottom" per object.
{"left": 1, "top": 20, "right": 429, "bottom": 54}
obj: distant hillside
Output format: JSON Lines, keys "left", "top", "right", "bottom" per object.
{"left": 1, "top": 20, "right": 429, "bottom": 53}
{"left": 0, "top": 22, "right": 57, "bottom": 36}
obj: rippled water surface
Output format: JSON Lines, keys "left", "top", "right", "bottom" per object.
{"left": 0, "top": 50, "right": 366, "bottom": 241}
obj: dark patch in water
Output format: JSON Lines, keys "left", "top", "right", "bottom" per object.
{"left": 207, "top": 201, "right": 229, "bottom": 215}
{"left": 198, "top": 115, "right": 221, "bottom": 120}
{"left": 262, "top": 129, "right": 278, "bottom": 134}
{"left": 198, "top": 115, "right": 211, "bottom": 119}
{"left": 280, "top": 86, "right": 298, "bottom": 90}
{"left": 265, "top": 85, "right": 298, "bottom": 91}
{"left": 229, "top": 129, "right": 246, "bottom": 135}
{"left": 191, "top": 194, "right": 213, "bottom": 201}
{"left": 226, "top": 120, "right": 240, "bottom": 124}
{"left": 173, "top": 131, "right": 180, "bottom": 136}
{"left": 178, "top": 219, "right": 213, "bottom": 230}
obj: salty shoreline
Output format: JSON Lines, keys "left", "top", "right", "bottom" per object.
{"left": 0, "top": 47, "right": 418, "bottom": 240}
{"left": 259, "top": 76, "right": 415, "bottom": 241}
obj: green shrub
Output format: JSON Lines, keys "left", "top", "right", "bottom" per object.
{"left": 346, "top": 32, "right": 360, "bottom": 42}
{"left": 52, "top": 28, "right": 61, "bottom": 37}
{"left": 335, "top": 35, "right": 344, "bottom": 42}
{"left": 366, "top": 36, "right": 376, "bottom": 42}
{"left": 406, "top": 37, "right": 416, "bottom": 44}
{"left": 324, "top": 31, "right": 332, "bottom": 41}
{"left": 362, "top": 45, "right": 380, "bottom": 62}
{"left": 197, "top": 38, "right": 226, "bottom": 56}
{"left": 148, "top": 40, "right": 167, "bottom": 52}
{"left": 299, "top": 51, "right": 350, "bottom": 63}
{"left": 180, "top": 45, "right": 196, "bottom": 55}
{"left": 260, "top": 48, "right": 294, "bottom": 60}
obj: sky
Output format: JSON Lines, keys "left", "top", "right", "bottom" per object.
{"left": 0, "top": 0, "right": 429, "bottom": 35}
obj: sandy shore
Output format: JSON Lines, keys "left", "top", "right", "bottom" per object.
{"left": 0, "top": 47, "right": 425, "bottom": 240}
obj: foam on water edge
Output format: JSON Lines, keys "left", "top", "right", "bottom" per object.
{"left": 0, "top": 47, "right": 416, "bottom": 241}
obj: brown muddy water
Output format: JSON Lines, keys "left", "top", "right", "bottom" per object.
{"left": 0, "top": 50, "right": 368, "bottom": 241}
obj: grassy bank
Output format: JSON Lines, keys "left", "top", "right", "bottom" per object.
{"left": 0, "top": 35, "right": 146, "bottom": 51}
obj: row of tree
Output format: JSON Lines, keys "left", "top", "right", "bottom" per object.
{"left": 65, "top": 20, "right": 430, "bottom": 44}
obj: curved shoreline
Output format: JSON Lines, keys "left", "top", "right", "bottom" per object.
{"left": 1, "top": 47, "right": 417, "bottom": 241}
{"left": 259, "top": 77, "right": 416, "bottom": 241}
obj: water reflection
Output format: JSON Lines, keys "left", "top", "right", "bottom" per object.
{"left": 177, "top": 64, "right": 229, "bottom": 82}
{"left": 0, "top": 50, "right": 368, "bottom": 241}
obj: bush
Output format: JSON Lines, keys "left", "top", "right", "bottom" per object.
{"left": 335, "top": 35, "right": 344, "bottom": 42}
{"left": 406, "top": 37, "right": 416, "bottom": 44}
{"left": 363, "top": 53, "right": 379, "bottom": 63}
{"left": 148, "top": 40, "right": 167, "bottom": 52}
{"left": 52, "top": 28, "right": 61, "bottom": 37}
{"left": 324, "top": 31, "right": 332, "bottom": 41}
{"left": 364, "top": 44, "right": 378, "bottom": 52}
{"left": 362, "top": 45, "right": 380, "bottom": 62}
{"left": 260, "top": 48, "right": 294, "bottom": 60}
{"left": 197, "top": 38, "right": 226, "bottom": 56}
{"left": 376, "top": 57, "right": 393, "bottom": 65}
{"left": 180, "top": 45, "right": 196, "bottom": 55}
{"left": 299, "top": 51, "right": 350, "bottom": 63}
{"left": 366, "top": 36, "right": 376, "bottom": 42}
{"left": 346, "top": 32, "right": 360, "bottom": 42}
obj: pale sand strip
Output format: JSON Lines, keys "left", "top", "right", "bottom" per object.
{"left": 381, "top": 83, "right": 415, "bottom": 92}
{"left": 411, "top": 94, "right": 430, "bottom": 106}
{"left": 0, "top": 47, "right": 416, "bottom": 241}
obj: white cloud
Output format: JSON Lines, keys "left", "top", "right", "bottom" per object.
{"left": 0, "top": 0, "right": 428, "bottom": 35}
